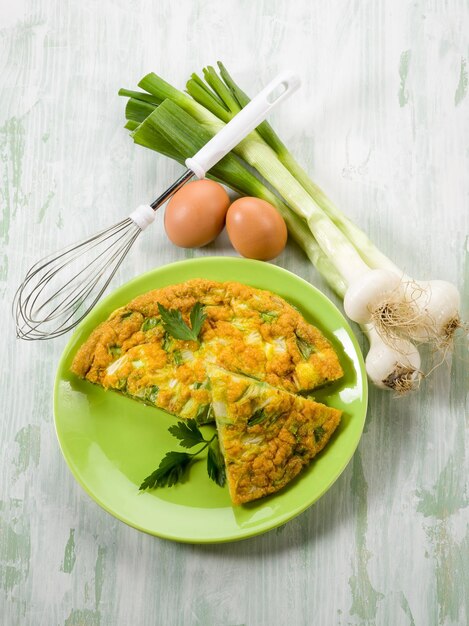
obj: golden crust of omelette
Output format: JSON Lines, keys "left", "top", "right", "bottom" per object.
{"left": 209, "top": 368, "right": 342, "bottom": 505}
{"left": 71, "top": 279, "right": 343, "bottom": 395}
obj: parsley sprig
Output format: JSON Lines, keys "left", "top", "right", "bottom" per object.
{"left": 157, "top": 302, "right": 206, "bottom": 343}
{"left": 139, "top": 419, "right": 226, "bottom": 490}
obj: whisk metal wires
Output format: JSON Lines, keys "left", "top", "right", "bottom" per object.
{"left": 14, "top": 170, "right": 193, "bottom": 341}
{"left": 14, "top": 218, "right": 141, "bottom": 340}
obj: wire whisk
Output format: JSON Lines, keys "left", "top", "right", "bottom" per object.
{"left": 14, "top": 218, "right": 141, "bottom": 340}
{"left": 13, "top": 72, "right": 300, "bottom": 340}
{"left": 14, "top": 170, "right": 193, "bottom": 340}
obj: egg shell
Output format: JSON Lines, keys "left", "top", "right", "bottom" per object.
{"left": 226, "top": 197, "right": 288, "bottom": 261}
{"left": 164, "top": 179, "right": 230, "bottom": 248}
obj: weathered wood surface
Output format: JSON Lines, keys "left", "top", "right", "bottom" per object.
{"left": 1, "top": 1, "right": 468, "bottom": 624}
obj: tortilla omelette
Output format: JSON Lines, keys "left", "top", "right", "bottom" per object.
{"left": 71, "top": 279, "right": 344, "bottom": 503}
{"left": 71, "top": 279, "right": 343, "bottom": 418}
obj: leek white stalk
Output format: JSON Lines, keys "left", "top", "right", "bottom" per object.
{"left": 288, "top": 233, "right": 422, "bottom": 392}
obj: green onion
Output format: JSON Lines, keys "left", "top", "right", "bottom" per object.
{"left": 202, "top": 65, "right": 240, "bottom": 113}
{"left": 118, "top": 88, "right": 160, "bottom": 105}
{"left": 125, "top": 98, "right": 157, "bottom": 124}
{"left": 141, "top": 317, "right": 160, "bottom": 332}
{"left": 186, "top": 74, "right": 231, "bottom": 122}
{"left": 124, "top": 120, "right": 140, "bottom": 131}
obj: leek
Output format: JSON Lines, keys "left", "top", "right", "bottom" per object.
{"left": 119, "top": 63, "right": 462, "bottom": 391}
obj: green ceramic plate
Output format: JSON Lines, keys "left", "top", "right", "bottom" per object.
{"left": 54, "top": 257, "right": 367, "bottom": 543}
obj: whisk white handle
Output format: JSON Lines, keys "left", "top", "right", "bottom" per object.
{"left": 129, "top": 204, "right": 156, "bottom": 230}
{"left": 185, "top": 72, "right": 301, "bottom": 179}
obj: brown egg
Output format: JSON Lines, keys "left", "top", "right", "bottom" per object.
{"left": 164, "top": 179, "right": 230, "bottom": 248}
{"left": 226, "top": 197, "right": 288, "bottom": 261}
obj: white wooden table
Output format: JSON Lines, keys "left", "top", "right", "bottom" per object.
{"left": 1, "top": 1, "right": 468, "bottom": 624}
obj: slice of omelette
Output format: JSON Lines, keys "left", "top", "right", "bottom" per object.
{"left": 71, "top": 279, "right": 343, "bottom": 420}
{"left": 208, "top": 366, "right": 342, "bottom": 505}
